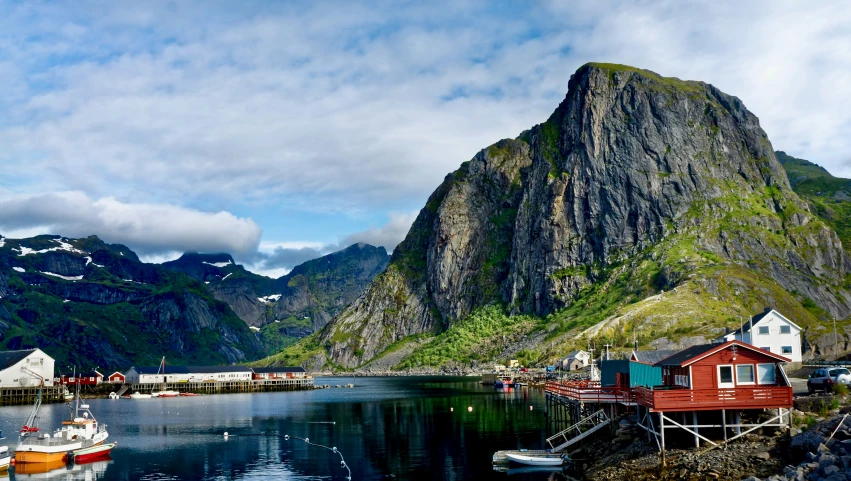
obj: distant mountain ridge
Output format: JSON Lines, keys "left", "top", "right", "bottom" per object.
{"left": 0, "top": 234, "right": 388, "bottom": 370}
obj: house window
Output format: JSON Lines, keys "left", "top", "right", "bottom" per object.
{"left": 781, "top": 346, "right": 793, "bottom": 354}
{"left": 780, "top": 325, "right": 791, "bottom": 334}
{"left": 760, "top": 346, "right": 771, "bottom": 352}
{"left": 757, "top": 364, "right": 776, "bottom": 384}
{"left": 758, "top": 326, "right": 769, "bottom": 335}
{"left": 718, "top": 365, "right": 734, "bottom": 386}
{"left": 736, "top": 365, "right": 755, "bottom": 384}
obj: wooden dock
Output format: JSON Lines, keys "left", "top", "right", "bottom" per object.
{"left": 0, "top": 385, "right": 67, "bottom": 406}
{"left": 126, "top": 377, "right": 314, "bottom": 394}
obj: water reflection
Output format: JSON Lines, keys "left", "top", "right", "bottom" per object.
{"left": 14, "top": 460, "right": 110, "bottom": 480}
{"left": 0, "top": 377, "right": 561, "bottom": 480}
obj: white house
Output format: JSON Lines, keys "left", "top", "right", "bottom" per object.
{"left": 562, "top": 350, "right": 591, "bottom": 371}
{"left": 717, "top": 308, "right": 802, "bottom": 363}
{"left": 0, "top": 349, "right": 55, "bottom": 387}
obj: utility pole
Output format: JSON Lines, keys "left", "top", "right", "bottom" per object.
{"left": 604, "top": 343, "right": 611, "bottom": 361}
{"left": 834, "top": 318, "right": 839, "bottom": 353}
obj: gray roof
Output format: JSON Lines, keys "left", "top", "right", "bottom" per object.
{"left": 631, "top": 350, "right": 681, "bottom": 364}
{"left": 0, "top": 349, "right": 38, "bottom": 371}
{"left": 725, "top": 307, "right": 775, "bottom": 336}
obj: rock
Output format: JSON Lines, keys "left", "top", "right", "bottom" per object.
{"left": 755, "top": 452, "right": 771, "bottom": 460}
{"left": 316, "top": 62, "right": 851, "bottom": 368}
{"left": 821, "top": 464, "right": 840, "bottom": 476}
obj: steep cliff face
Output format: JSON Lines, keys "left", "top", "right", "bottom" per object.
{"left": 319, "top": 63, "right": 851, "bottom": 368}
{"left": 0, "top": 235, "right": 265, "bottom": 369}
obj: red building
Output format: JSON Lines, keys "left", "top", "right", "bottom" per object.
{"left": 108, "top": 371, "right": 125, "bottom": 384}
{"left": 55, "top": 370, "right": 104, "bottom": 386}
{"left": 634, "top": 341, "right": 792, "bottom": 455}
{"left": 251, "top": 367, "right": 306, "bottom": 380}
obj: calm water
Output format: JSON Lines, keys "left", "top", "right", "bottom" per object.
{"left": 0, "top": 377, "right": 572, "bottom": 480}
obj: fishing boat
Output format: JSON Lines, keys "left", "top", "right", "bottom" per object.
{"left": 16, "top": 383, "right": 109, "bottom": 464}
{"left": 128, "top": 392, "right": 152, "bottom": 400}
{"left": 0, "top": 446, "right": 9, "bottom": 471}
{"left": 72, "top": 442, "right": 116, "bottom": 463}
{"left": 504, "top": 452, "right": 568, "bottom": 466}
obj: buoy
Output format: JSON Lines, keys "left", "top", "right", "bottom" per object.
{"left": 467, "top": 406, "right": 473, "bottom": 412}
{"left": 530, "top": 406, "right": 533, "bottom": 411}
{"left": 450, "top": 407, "right": 454, "bottom": 412}
{"left": 223, "top": 432, "right": 229, "bottom": 438}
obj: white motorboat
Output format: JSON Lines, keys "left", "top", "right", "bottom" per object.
{"left": 0, "top": 445, "right": 10, "bottom": 471}
{"left": 129, "top": 392, "right": 152, "bottom": 399}
{"left": 151, "top": 390, "right": 179, "bottom": 398}
{"left": 504, "top": 452, "right": 567, "bottom": 466}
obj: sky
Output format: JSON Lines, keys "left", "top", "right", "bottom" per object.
{"left": 1, "top": 1, "right": 850, "bottom": 277}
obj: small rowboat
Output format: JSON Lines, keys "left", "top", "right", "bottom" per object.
{"left": 504, "top": 452, "right": 567, "bottom": 466}
{"left": 73, "top": 442, "right": 116, "bottom": 463}
{"left": 179, "top": 393, "right": 198, "bottom": 397}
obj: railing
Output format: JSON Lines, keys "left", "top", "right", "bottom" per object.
{"left": 545, "top": 381, "right": 636, "bottom": 404}
{"left": 545, "top": 409, "right": 610, "bottom": 451}
{"left": 635, "top": 385, "right": 793, "bottom": 411}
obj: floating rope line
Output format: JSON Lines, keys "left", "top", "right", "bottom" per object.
{"left": 223, "top": 431, "right": 352, "bottom": 480}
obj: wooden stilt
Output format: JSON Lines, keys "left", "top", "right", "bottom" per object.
{"left": 722, "top": 409, "right": 727, "bottom": 442}
{"left": 692, "top": 411, "right": 699, "bottom": 447}
{"left": 660, "top": 411, "right": 666, "bottom": 465}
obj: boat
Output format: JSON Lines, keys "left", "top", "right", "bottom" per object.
{"left": 128, "top": 392, "right": 152, "bottom": 399}
{"left": 179, "top": 392, "right": 198, "bottom": 397}
{"left": 151, "top": 390, "right": 179, "bottom": 398}
{"left": 72, "top": 442, "right": 116, "bottom": 463}
{"left": 15, "top": 383, "right": 109, "bottom": 464}
{"left": 12, "top": 457, "right": 66, "bottom": 475}
{"left": 0, "top": 446, "right": 9, "bottom": 471}
{"left": 504, "top": 452, "right": 568, "bottom": 466}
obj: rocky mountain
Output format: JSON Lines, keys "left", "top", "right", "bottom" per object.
{"left": 0, "top": 235, "right": 265, "bottom": 370}
{"left": 162, "top": 243, "right": 389, "bottom": 354}
{"left": 269, "top": 63, "right": 851, "bottom": 370}
{"left": 776, "top": 151, "right": 851, "bottom": 255}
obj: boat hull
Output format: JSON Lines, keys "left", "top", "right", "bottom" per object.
{"left": 505, "top": 453, "right": 565, "bottom": 466}
{"left": 14, "top": 450, "right": 68, "bottom": 464}
{"left": 0, "top": 455, "right": 9, "bottom": 471}
{"left": 73, "top": 443, "right": 115, "bottom": 463}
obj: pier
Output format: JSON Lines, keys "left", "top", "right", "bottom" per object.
{"left": 0, "top": 385, "right": 67, "bottom": 406}
{"left": 124, "top": 377, "right": 314, "bottom": 394}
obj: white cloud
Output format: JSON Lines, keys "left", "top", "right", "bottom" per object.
{"left": 1, "top": 0, "right": 850, "bottom": 263}
{"left": 341, "top": 211, "right": 418, "bottom": 252}
{"left": 0, "top": 191, "right": 261, "bottom": 256}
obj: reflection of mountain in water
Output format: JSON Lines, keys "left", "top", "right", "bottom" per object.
{"left": 13, "top": 460, "right": 112, "bottom": 480}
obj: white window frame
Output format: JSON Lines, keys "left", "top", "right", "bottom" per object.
{"left": 781, "top": 346, "right": 793, "bottom": 354}
{"left": 735, "top": 364, "right": 756, "bottom": 385}
{"left": 758, "top": 326, "right": 769, "bottom": 335}
{"left": 717, "top": 364, "right": 735, "bottom": 388}
{"left": 756, "top": 363, "right": 776, "bottom": 385}
{"left": 779, "top": 325, "right": 791, "bottom": 334}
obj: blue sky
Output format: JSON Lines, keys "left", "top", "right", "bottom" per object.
{"left": 1, "top": 1, "right": 850, "bottom": 277}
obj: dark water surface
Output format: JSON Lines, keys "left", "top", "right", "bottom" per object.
{"left": 0, "top": 376, "right": 569, "bottom": 480}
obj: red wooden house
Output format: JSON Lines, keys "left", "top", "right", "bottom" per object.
{"left": 56, "top": 370, "right": 104, "bottom": 386}
{"left": 108, "top": 371, "right": 125, "bottom": 384}
{"left": 634, "top": 341, "right": 792, "bottom": 454}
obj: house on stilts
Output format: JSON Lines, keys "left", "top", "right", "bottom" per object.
{"left": 544, "top": 341, "right": 793, "bottom": 457}
{"left": 634, "top": 340, "right": 793, "bottom": 459}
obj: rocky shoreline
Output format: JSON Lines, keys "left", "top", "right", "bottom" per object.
{"left": 576, "top": 398, "right": 851, "bottom": 481}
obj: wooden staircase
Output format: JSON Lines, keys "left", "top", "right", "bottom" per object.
{"left": 115, "top": 385, "right": 130, "bottom": 396}
{"left": 546, "top": 409, "right": 611, "bottom": 452}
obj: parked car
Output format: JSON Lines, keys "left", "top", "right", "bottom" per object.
{"left": 807, "top": 367, "right": 851, "bottom": 393}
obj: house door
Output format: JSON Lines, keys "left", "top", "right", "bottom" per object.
{"left": 717, "top": 365, "right": 735, "bottom": 388}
